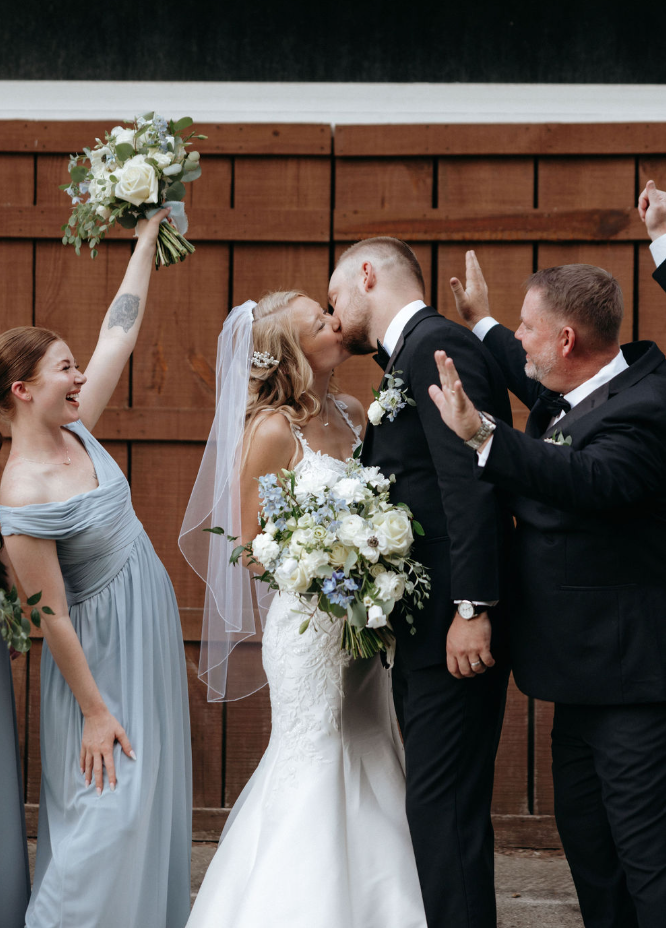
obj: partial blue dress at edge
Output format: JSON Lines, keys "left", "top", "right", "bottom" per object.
{"left": 0, "top": 419, "right": 192, "bottom": 928}
{"left": 0, "top": 644, "right": 31, "bottom": 928}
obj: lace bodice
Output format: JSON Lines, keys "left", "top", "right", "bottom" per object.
{"left": 291, "top": 395, "right": 362, "bottom": 484}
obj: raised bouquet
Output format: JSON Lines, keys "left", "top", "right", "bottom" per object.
{"left": 210, "top": 455, "right": 430, "bottom": 660}
{"left": 1, "top": 587, "right": 53, "bottom": 654}
{"left": 61, "top": 113, "right": 207, "bottom": 268}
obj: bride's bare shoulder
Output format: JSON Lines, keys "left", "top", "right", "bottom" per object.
{"left": 244, "top": 411, "right": 297, "bottom": 473}
{"left": 336, "top": 393, "right": 365, "bottom": 428}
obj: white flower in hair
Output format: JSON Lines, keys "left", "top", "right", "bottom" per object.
{"left": 252, "top": 350, "right": 279, "bottom": 369}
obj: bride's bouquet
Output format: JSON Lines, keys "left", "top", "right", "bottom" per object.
{"left": 61, "top": 113, "right": 207, "bottom": 268}
{"left": 211, "top": 455, "right": 431, "bottom": 660}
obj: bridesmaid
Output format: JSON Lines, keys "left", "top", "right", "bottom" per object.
{"left": 0, "top": 548, "right": 31, "bottom": 928}
{"left": 0, "top": 211, "right": 192, "bottom": 928}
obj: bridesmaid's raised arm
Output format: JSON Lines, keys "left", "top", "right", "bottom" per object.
{"left": 78, "top": 208, "right": 170, "bottom": 431}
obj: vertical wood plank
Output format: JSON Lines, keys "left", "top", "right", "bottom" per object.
{"left": 186, "top": 642, "right": 223, "bottom": 808}
{"left": 132, "top": 244, "right": 230, "bottom": 408}
{"left": 638, "top": 242, "right": 666, "bottom": 346}
{"left": 0, "top": 241, "right": 33, "bottom": 328}
{"left": 538, "top": 158, "right": 635, "bottom": 210}
{"left": 533, "top": 699, "right": 555, "bottom": 815}
{"left": 235, "top": 157, "right": 330, "bottom": 209}
{"left": 336, "top": 158, "right": 433, "bottom": 211}
{"left": 10, "top": 652, "right": 28, "bottom": 777}
{"left": 34, "top": 241, "right": 132, "bottom": 407}
{"left": 25, "top": 639, "right": 42, "bottom": 804}
{"left": 233, "top": 244, "right": 330, "bottom": 308}
{"left": 492, "top": 675, "right": 529, "bottom": 815}
{"left": 537, "top": 243, "right": 634, "bottom": 344}
{"left": 0, "top": 154, "right": 34, "bottom": 206}
{"left": 224, "top": 644, "right": 271, "bottom": 806}
{"left": 438, "top": 158, "right": 534, "bottom": 211}
{"left": 130, "top": 442, "right": 208, "bottom": 610}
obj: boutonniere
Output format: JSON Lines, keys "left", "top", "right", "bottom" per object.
{"left": 367, "top": 370, "right": 416, "bottom": 426}
{"left": 544, "top": 430, "right": 572, "bottom": 446}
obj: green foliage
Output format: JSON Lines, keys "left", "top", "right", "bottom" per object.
{"left": 114, "top": 142, "right": 135, "bottom": 162}
{"left": 0, "top": 586, "right": 53, "bottom": 654}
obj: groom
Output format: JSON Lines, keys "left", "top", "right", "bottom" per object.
{"left": 431, "top": 255, "right": 666, "bottom": 927}
{"left": 329, "top": 238, "right": 513, "bottom": 928}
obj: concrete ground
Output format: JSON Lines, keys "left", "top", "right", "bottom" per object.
{"left": 29, "top": 840, "right": 584, "bottom": 926}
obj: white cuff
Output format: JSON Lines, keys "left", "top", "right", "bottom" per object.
{"left": 476, "top": 434, "right": 494, "bottom": 467}
{"left": 649, "top": 233, "right": 666, "bottom": 269}
{"left": 472, "top": 317, "right": 500, "bottom": 341}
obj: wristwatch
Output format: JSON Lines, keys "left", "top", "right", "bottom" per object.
{"left": 457, "top": 600, "right": 486, "bottom": 620}
{"left": 464, "top": 411, "right": 496, "bottom": 451}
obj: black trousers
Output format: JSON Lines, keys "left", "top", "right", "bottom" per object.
{"left": 552, "top": 702, "right": 666, "bottom": 928}
{"left": 392, "top": 656, "right": 509, "bottom": 928}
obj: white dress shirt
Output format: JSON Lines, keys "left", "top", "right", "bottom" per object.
{"left": 382, "top": 300, "right": 427, "bottom": 355}
{"left": 650, "top": 232, "right": 666, "bottom": 269}
{"left": 471, "top": 318, "right": 629, "bottom": 465}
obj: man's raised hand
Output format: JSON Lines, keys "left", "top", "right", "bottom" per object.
{"left": 638, "top": 180, "right": 666, "bottom": 242}
{"left": 449, "top": 250, "right": 491, "bottom": 328}
{"left": 428, "top": 350, "right": 482, "bottom": 441}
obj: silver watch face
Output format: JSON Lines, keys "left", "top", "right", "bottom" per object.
{"left": 458, "top": 601, "right": 475, "bottom": 619}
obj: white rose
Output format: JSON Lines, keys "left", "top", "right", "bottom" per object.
{"left": 329, "top": 542, "right": 351, "bottom": 567}
{"left": 264, "top": 520, "right": 278, "bottom": 537}
{"left": 96, "top": 205, "right": 112, "bottom": 220}
{"left": 361, "top": 465, "right": 391, "bottom": 492}
{"left": 294, "top": 472, "right": 326, "bottom": 503}
{"left": 147, "top": 150, "right": 174, "bottom": 169}
{"left": 110, "top": 127, "right": 136, "bottom": 149}
{"left": 274, "top": 557, "right": 311, "bottom": 594}
{"left": 372, "top": 510, "right": 413, "bottom": 556}
{"left": 297, "top": 513, "right": 315, "bottom": 529}
{"left": 251, "top": 533, "right": 280, "bottom": 568}
{"left": 114, "top": 156, "right": 158, "bottom": 206}
{"left": 300, "top": 549, "right": 329, "bottom": 577}
{"left": 367, "top": 604, "right": 387, "bottom": 628}
{"left": 368, "top": 400, "right": 384, "bottom": 426}
{"left": 332, "top": 477, "right": 371, "bottom": 506}
{"left": 374, "top": 570, "right": 406, "bottom": 601}
{"left": 337, "top": 514, "right": 369, "bottom": 548}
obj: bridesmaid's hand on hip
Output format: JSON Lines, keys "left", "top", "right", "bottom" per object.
{"left": 80, "top": 708, "right": 136, "bottom": 795}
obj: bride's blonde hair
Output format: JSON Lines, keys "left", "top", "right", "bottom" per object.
{"left": 243, "top": 290, "right": 326, "bottom": 464}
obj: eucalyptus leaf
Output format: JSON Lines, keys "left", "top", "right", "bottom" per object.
{"left": 26, "top": 591, "right": 42, "bottom": 606}
{"left": 203, "top": 526, "right": 226, "bottom": 535}
{"left": 298, "top": 618, "right": 311, "bottom": 635}
{"left": 70, "top": 166, "right": 87, "bottom": 183}
{"left": 165, "top": 181, "right": 186, "bottom": 202}
{"left": 116, "top": 213, "right": 138, "bottom": 229}
{"left": 412, "top": 520, "right": 425, "bottom": 536}
{"left": 172, "top": 117, "right": 194, "bottom": 133}
{"left": 182, "top": 164, "right": 202, "bottom": 183}
{"left": 42, "top": 606, "right": 55, "bottom": 615}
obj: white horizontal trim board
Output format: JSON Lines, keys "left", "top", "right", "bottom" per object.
{"left": 1, "top": 81, "right": 665, "bottom": 124}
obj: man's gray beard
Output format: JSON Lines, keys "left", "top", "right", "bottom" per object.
{"left": 525, "top": 354, "right": 558, "bottom": 382}
{"left": 340, "top": 319, "right": 374, "bottom": 356}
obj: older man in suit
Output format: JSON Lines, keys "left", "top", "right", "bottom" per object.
{"left": 430, "top": 255, "right": 666, "bottom": 928}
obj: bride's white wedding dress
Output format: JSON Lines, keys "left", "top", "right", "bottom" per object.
{"left": 187, "top": 400, "right": 427, "bottom": 928}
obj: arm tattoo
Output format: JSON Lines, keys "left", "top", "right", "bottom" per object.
{"left": 107, "top": 293, "right": 140, "bottom": 333}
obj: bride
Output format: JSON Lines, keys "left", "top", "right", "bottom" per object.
{"left": 179, "top": 291, "right": 427, "bottom": 928}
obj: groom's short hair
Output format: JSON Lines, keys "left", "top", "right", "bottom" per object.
{"left": 336, "top": 237, "right": 426, "bottom": 296}
{"left": 527, "top": 264, "right": 623, "bottom": 346}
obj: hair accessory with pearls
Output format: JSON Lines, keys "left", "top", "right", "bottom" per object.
{"left": 252, "top": 350, "right": 279, "bottom": 369}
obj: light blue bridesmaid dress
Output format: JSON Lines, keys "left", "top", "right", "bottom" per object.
{"left": 0, "top": 419, "right": 192, "bottom": 928}
{"left": 0, "top": 644, "right": 31, "bottom": 928}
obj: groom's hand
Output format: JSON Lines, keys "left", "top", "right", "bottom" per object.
{"left": 450, "top": 250, "right": 492, "bottom": 328}
{"left": 447, "top": 610, "right": 495, "bottom": 679}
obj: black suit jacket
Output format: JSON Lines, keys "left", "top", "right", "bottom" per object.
{"left": 362, "top": 307, "right": 513, "bottom": 669}
{"left": 653, "top": 258, "right": 666, "bottom": 293}
{"left": 482, "top": 323, "right": 666, "bottom": 705}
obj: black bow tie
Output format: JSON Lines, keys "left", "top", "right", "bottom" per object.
{"left": 373, "top": 340, "right": 390, "bottom": 371}
{"left": 539, "top": 389, "right": 571, "bottom": 417}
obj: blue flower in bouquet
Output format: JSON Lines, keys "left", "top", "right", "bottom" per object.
{"left": 322, "top": 570, "right": 359, "bottom": 607}
{"left": 258, "top": 474, "right": 288, "bottom": 519}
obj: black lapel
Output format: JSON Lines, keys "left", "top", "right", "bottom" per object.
{"left": 540, "top": 342, "right": 664, "bottom": 439}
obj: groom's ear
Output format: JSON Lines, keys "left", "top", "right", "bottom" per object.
{"left": 361, "top": 260, "right": 377, "bottom": 292}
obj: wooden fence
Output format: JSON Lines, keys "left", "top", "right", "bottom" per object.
{"left": 2, "top": 119, "right": 666, "bottom": 848}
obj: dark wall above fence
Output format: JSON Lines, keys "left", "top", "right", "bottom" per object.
{"left": 3, "top": 1, "right": 666, "bottom": 83}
